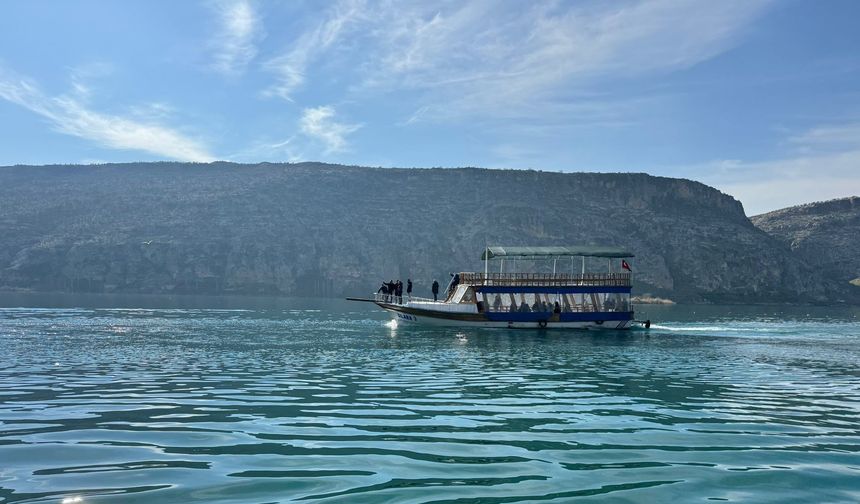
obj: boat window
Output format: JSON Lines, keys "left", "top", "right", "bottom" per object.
{"left": 460, "top": 287, "right": 476, "bottom": 304}
{"left": 481, "top": 291, "right": 630, "bottom": 312}
{"left": 617, "top": 293, "right": 630, "bottom": 311}
{"left": 451, "top": 285, "right": 475, "bottom": 304}
{"left": 488, "top": 293, "right": 504, "bottom": 312}
{"left": 450, "top": 285, "right": 469, "bottom": 303}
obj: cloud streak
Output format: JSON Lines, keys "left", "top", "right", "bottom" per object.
{"left": 0, "top": 71, "right": 215, "bottom": 162}
{"left": 299, "top": 105, "right": 360, "bottom": 153}
{"left": 384, "top": 0, "right": 773, "bottom": 120}
{"left": 264, "top": 0, "right": 772, "bottom": 121}
{"left": 696, "top": 123, "right": 860, "bottom": 215}
{"left": 264, "top": 0, "right": 365, "bottom": 101}
{"left": 210, "top": 0, "right": 263, "bottom": 76}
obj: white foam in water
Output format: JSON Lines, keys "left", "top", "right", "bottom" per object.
{"left": 650, "top": 323, "right": 792, "bottom": 335}
{"left": 384, "top": 319, "right": 398, "bottom": 329}
{"left": 651, "top": 324, "right": 729, "bottom": 332}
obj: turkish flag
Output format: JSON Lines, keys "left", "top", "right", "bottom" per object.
{"left": 621, "top": 259, "right": 631, "bottom": 271}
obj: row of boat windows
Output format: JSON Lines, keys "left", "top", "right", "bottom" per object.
{"left": 477, "top": 292, "right": 631, "bottom": 313}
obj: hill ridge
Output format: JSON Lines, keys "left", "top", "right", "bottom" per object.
{"left": 0, "top": 162, "right": 852, "bottom": 303}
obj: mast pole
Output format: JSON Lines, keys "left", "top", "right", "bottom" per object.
{"left": 629, "top": 256, "right": 633, "bottom": 313}
{"left": 484, "top": 247, "right": 489, "bottom": 285}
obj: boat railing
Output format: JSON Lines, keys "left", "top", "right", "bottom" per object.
{"left": 459, "top": 272, "right": 631, "bottom": 287}
{"left": 374, "top": 293, "right": 439, "bottom": 304}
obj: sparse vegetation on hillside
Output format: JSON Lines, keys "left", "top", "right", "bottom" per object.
{"left": 752, "top": 196, "right": 860, "bottom": 296}
{"left": 0, "top": 162, "right": 854, "bottom": 303}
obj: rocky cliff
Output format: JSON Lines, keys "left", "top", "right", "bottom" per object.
{"left": 752, "top": 197, "right": 860, "bottom": 297}
{"left": 0, "top": 162, "right": 848, "bottom": 303}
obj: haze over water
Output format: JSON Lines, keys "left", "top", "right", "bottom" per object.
{"left": 1, "top": 294, "right": 858, "bottom": 503}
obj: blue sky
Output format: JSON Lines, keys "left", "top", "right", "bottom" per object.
{"left": 1, "top": 0, "right": 859, "bottom": 214}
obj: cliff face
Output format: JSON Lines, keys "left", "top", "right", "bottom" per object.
{"left": 0, "top": 162, "right": 843, "bottom": 303}
{"left": 752, "top": 197, "right": 860, "bottom": 294}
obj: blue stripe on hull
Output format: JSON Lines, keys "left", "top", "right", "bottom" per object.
{"left": 476, "top": 286, "right": 631, "bottom": 294}
{"left": 485, "top": 311, "right": 633, "bottom": 323}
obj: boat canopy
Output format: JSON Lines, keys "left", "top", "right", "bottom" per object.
{"left": 481, "top": 245, "right": 634, "bottom": 260}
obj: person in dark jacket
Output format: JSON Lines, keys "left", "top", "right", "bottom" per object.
{"left": 406, "top": 279, "right": 413, "bottom": 300}
{"left": 395, "top": 280, "right": 403, "bottom": 304}
{"left": 432, "top": 280, "right": 439, "bottom": 302}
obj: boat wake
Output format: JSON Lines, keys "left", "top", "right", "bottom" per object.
{"left": 649, "top": 324, "right": 731, "bottom": 332}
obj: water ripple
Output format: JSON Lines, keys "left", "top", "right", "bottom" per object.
{"left": 0, "top": 302, "right": 858, "bottom": 503}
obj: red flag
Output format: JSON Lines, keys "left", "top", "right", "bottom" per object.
{"left": 621, "top": 259, "right": 631, "bottom": 271}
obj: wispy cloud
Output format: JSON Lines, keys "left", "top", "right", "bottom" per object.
{"left": 0, "top": 70, "right": 215, "bottom": 162}
{"left": 299, "top": 105, "right": 360, "bottom": 153}
{"left": 265, "top": 0, "right": 771, "bottom": 121}
{"left": 228, "top": 135, "right": 304, "bottom": 163}
{"left": 371, "top": 0, "right": 773, "bottom": 120}
{"left": 210, "top": 0, "right": 263, "bottom": 76}
{"left": 263, "top": 0, "right": 365, "bottom": 101}
{"left": 695, "top": 123, "right": 860, "bottom": 215}
{"left": 67, "top": 61, "right": 114, "bottom": 99}
{"left": 786, "top": 123, "right": 860, "bottom": 154}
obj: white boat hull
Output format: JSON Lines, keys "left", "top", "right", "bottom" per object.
{"left": 381, "top": 305, "right": 633, "bottom": 330}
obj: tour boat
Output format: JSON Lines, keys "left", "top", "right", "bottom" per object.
{"left": 350, "top": 246, "right": 648, "bottom": 329}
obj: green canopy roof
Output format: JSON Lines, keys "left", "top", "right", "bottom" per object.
{"left": 481, "top": 245, "right": 634, "bottom": 260}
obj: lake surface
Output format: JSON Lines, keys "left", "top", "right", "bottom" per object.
{"left": 0, "top": 294, "right": 858, "bottom": 503}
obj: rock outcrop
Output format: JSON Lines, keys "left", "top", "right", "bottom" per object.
{"left": 752, "top": 197, "right": 860, "bottom": 298}
{"left": 0, "top": 162, "right": 849, "bottom": 303}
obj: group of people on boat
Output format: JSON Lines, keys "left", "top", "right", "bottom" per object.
{"left": 487, "top": 293, "right": 628, "bottom": 313}
{"left": 491, "top": 294, "right": 562, "bottom": 314}
{"left": 377, "top": 279, "right": 413, "bottom": 304}
{"left": 377, "top": 275, "right": 457, "bottom": 304}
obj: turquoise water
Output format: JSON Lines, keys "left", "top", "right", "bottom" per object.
{"left": 0, "top": 295, "right": 858, "bottom": 503}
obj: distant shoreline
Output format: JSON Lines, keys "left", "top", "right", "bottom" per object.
{"left": 0, "top": 289, "right": 856, "bottom": 308}
{"left": 632, "top": 296, "right": 676, "bottom": 305}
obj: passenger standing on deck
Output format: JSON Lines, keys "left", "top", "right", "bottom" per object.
{"left": 406, "top": 279, "right": 413, "bottom": 300}
{"left": 386, "top": 280, "right": 396, "bottom": 302}
{"left": 395, "top": 280, "right": 403, "bottom": 304}
{"left": 432, "top": 280, "right": 439, "bottom": 302}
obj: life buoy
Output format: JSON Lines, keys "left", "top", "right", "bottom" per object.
{"left": 538, "top": 320, "right": 547, "bottom": 328}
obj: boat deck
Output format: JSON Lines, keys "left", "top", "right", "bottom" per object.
{"left": 458, "top": 272, "right": 631, "bottom": 287}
